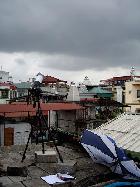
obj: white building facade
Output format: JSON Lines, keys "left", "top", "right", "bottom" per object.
{"left": 0, "top": 70, "right": 13, "bottom": 83}
{"left": 0, "top": 122, "right": 31, "bottom": 146}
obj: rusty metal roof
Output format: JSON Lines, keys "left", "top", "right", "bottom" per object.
{"left": 0, "top": 82, "right": 16, "bottom": 90}
{"left": 0, "top": 102, "right": 83, "bottom": 118}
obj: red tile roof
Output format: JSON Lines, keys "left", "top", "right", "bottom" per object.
{"left": 43, "top": 75, "right": 67, "bottom": 84}
{"left": 0, "top": 102, "right": 83, "bottom": 118}
{"left": 101, "top": 76, "right": 140, "bottom": 83}
{"left": 0, "top": 83, "right": 16, "bottom": 90}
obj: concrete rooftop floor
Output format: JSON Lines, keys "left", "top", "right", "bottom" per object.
{"left": 0, "top": 143, "right": 110, "bottom": 187}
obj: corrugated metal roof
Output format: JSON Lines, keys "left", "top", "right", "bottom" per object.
{"left": 0, "top": 102, "right": 83, "bottom": 118}
{"left": 0, "top": 111, "right": 38, "bottom": 118}
{"left": 14, "top": 82, "right": 31, "bottom": 89}
{"left": 88, "top": 87, "right": 112, "bottom": 94}
{"left": 88, "top": 87, "right": 112, "bottom": 98}
{"left": 93, "top": 113, "right": 140, "bottom": 153}
{"left": 0, "top": 83, "right": 11, "bottom": 86}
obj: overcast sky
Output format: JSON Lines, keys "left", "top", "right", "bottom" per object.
{"left": 0, "top": 0, "right": 140, "bottom": 84}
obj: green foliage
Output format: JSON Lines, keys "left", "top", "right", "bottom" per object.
{"left": 126, "top": 150, "right": 140, "bottom": 162}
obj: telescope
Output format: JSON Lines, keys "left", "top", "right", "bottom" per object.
{"left": 27, "top": 72, "right": 44, "bottom": 107}
{"left": 32, "top": 72, "right": 44, "bottom": 89}
{"left": 22, "top": 72, "right": 63, "bottom": 163}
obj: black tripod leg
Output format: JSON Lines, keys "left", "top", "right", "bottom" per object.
{"left": 38, "top": 118, "right": 45, "bottom": 154}
{"left": 21, "top": 130, "right": 32, "bottom": 162}
{"left": 41, "top": 115, "right": 63, "bottom": 163}
{"left": 41, "top": 133, "right": 45, "bottom": 154}
{"left": 53, "top": 139, "right": 63, "bottom": 163}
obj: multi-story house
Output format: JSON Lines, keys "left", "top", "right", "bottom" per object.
{"left": 0, "top": 83, "right": 16, "bottom": 104}
{"left": 100, "top": 75, "right": 140, "bottom": 113}
{"left": 125, "top": 77, "right": 140, "bottom": 113}
{"left": 0, "top": 70, "right": 13, "bottom": 83}
{"left": 100, "top": 76, "right": 134, "bottom": 103}
{"left": 13, "top": 75, "right": 68, "bottom": 102}
{"left": 41, "top": 75, "right": 68, "bottom": 101}
{"left": 14, "top": 82, "right": 31, "bottom": 98}
{"left": 0, "top": 70, "right": 16, "bottom": 104}
{"left": 0, "top": 102, "right": 83, "bottom": 146}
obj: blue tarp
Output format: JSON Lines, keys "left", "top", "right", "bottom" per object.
{"left": 105, "top": 181, "right": 140, "bottom": 187}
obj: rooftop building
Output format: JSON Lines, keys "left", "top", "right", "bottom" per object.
{"left": 92, "top": 112, "right": 140, "bottom": 153}
{"left": 82, "top": 76, "right": 92, "bottom": 86}
{"left": 67, "top": 82, "right": 80, "bottom": 102}
{"left": 0, "top": 70, "right": 13, "bottom": 83}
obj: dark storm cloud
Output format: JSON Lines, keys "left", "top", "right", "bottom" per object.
{"left": 1, "top": 0, "right": 140, "bottom": 70}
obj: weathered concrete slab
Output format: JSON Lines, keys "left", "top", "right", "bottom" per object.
{"left": 0, "top": 144, "right": 110, "bottom": 187}
{"left": 56, "top": 161, "right": 77, "bottom": 175}
{"left": 36, "top": 163, "right": 58, "bottom": 174}
{"left": 0, "top": 152, "right": 35, "bottom": 173}
{"left": 0, "top": 176, "right": 13, "bottom": 186}
{"left": 27, "top": 166, "right": 46, "bottom": 179}
{"left": 35, "top": 150, "right": 58, "bottom": 163}
{"left": 3, "top": 182, "right": 24, "bottom": 187}
{"left": 22, "top": 179, "right": 50, "bottom": 187}
{"left": 36, "top": 161, "right": 77, "bottom": 175}
{"left": 52, "top": 181, "right": 73, "bottom": 187}
{"left": 8, "top": 176, "right": 26, "bottom": 183}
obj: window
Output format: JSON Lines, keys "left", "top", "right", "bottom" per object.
{"left": 136, "top": 109, "right": 140, "bottom": 113}
{"left": 0, "top": 90, "right": 9, "bottom": 99}
{"left": 137, "top": 90, "right": 140, "bottom": 98}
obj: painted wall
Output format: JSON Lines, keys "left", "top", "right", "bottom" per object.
{"left": 49, "top": 110, "right": 57, "bottom": 127}
{"left": 41, "top": 83, "right": 67, "bottom": 95}
{"left": 58, "top": 110, "right": 76, "bottom": 133}
{"left": 0, "top": 71, "right": 10, "bottom": 83}
{"left": 125, "top": 81, "right": 140, "bottom": 113}
{"left": 0, "top": 122, "right": 31, "bottom": 145}
{"left": 116, "top": 86, "right": 123, "bottom": 103}
{"left": 0, "top": 123, "right": 4, "bottom": 145}
{"left": 0, "top": 98, "right": 8, "bottom": 104}
{"left": 50, "top": 110, "right": 76, "bottom": 133}
{"left": 67, "top": 84, "right": 80, "bottom": 102}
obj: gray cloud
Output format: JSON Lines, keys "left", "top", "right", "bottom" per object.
{"left": 15, "top": 58, "right": 27, "bottom": 65}
{"left": 0, "top": 0, "right": 140, "bottom": 71}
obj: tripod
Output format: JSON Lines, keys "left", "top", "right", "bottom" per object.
{"left": 21, "top": 87, "right": 63, "bottom": 163}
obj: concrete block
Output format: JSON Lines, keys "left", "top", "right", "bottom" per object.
{"left": 35, "top": 150, "right": 58, "bottom": 163}
{"left": 51, "top": 181, "right": 73, "bottom": 187}
{"left": 56, "top": 161, "right": 77, "bottom": 175}
{"left": 7, "top": 166, "right": 28, "bottom": 177}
